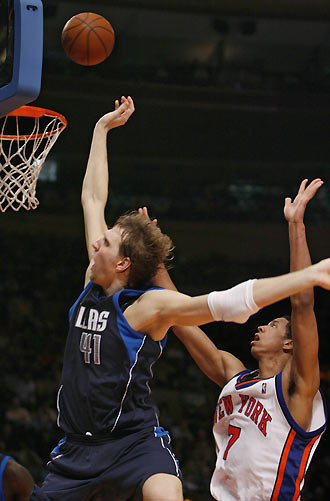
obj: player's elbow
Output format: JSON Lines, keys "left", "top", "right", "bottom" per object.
{"left": 81, "top": 190, "right": 94, "bottom": 206}
{"left": 81, "top": 189, "right": 90, "bottom": 207}
{"left": 81, "top": 194, "right": 105, "bottom": 213}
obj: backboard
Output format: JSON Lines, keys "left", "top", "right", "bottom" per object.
{"left": 0, "top": 0, "right": 43, "bottom": 117}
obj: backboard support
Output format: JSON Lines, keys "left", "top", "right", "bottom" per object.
{"left": 0, "top": 0, "right": 43, "bottom": 117}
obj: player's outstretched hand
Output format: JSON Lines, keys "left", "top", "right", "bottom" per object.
{"left": 284, "top": 178, "right": 323, "bottom": 223}
{"left": 98, "top": 96, "right": 135, "bottom": 131}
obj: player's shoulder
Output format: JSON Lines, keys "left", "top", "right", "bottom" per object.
{"left": 125, "top": 288, "right": 180, "bottom": 321}
{"left": 4, "top": 458, "right": 22, "bottom": 478}
{"left": 3, "top": 459, "right": 34, "bottom": 493}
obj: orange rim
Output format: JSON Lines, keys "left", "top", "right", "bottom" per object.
{"left": 1, "top": 105, "right": 67, "bottom": 139}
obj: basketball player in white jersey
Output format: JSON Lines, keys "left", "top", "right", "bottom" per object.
{"left": 156, "top": 178, "right": 327, "bottom": 500}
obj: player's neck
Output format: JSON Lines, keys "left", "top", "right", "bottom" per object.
{"left": 258, "top": 354, "right": 289, "bottom": 379}
{"left": 102, "top": 277, "right": 128, "bottom": 296}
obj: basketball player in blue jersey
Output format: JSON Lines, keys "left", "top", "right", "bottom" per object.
{"left": 0, "top": 453, "right": 34, "bottom": 500}
{"left": 30, "top": 97, "right": 330, "bottom": 501}
{"left": 158, "top": 178, "right": 327, "bottom": 500}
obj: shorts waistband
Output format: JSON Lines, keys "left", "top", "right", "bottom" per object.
{"left": 66, "top": 426, "right": 168, "bottom": 444}
{"left": 66, "top": 432, "right": 120, "bottom": 444}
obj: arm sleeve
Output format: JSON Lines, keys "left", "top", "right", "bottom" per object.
{"left": 207, "top": 279, "right": 260, "bottom": 324}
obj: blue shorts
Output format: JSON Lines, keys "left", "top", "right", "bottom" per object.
{"left": 30, "top": 427, "right": 182, "bottom": 501}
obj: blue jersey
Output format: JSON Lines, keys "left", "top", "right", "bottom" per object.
{"left": 57, "top": 283, "right": 167, "bottom": 436}
{"left": 0, "top": 454, "right": 10, "bottom": 501}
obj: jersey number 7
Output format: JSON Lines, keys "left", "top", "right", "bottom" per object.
{"left": 223, "top": 425, "right": 241, "bottom": 460}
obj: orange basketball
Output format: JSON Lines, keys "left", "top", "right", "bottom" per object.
{"left": 61, "top": 12, "right": 115, "bottom": 66}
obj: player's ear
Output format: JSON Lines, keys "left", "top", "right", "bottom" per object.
{"left": 116, "top": 257, "right": 131, "bottom": 273}
{"left": 283, "top": 338, "right": 293, "bottom": 352}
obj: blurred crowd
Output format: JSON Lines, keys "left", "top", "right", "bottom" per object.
{"left": 1, "top": 230, "right": 330, "bottom": 500}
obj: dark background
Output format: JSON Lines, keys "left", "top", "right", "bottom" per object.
{"left": 1, "top": 1, "right": 330, "bottom": 499}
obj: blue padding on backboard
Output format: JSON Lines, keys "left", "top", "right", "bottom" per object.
{"left": 0, "top": 0, "right": 43, "bottom": 117}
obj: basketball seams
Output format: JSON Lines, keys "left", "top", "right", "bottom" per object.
{"left": 66, "top": 27, "right": 89, "bottom": 56}
{"left": 87, "top": 31, "right": 105, "bottom": 62}
{"left": 87, "top": 15, "right": 110, "bottom": 27}
{"left": 74, "top": 12, "right": 91, "bottom": 24}
{"left": 89, "top": 28, "right": 114, "bottom": 57}
{"left": 64, "top": 16, "right": 113, "bottom": 34}
{"left": 89, "top": 25, "right": 114, "bottom": 34}
{"left": 63, "top": 13, "right": 92, "bottom": 32}
{"left": 81, "top": 12, "right": 90, "bottom": 22}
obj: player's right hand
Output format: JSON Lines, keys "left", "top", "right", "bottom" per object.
{"left": 97, "top": 96, "right": 135, "bottom": 131}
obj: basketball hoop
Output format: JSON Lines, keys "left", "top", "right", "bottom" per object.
{"left": 0, "top": 105, "right": 67, "bottom": 212}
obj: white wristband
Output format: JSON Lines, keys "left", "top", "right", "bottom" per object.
{"left": 207, "top": 279, "right": 260, "bottom": 324}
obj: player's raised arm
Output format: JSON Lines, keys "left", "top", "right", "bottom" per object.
{"left": 284, "top": 179, "right": 323, "bottom": 403}
{"left": 81, "top": 96, "right": 135, "bottom": 262}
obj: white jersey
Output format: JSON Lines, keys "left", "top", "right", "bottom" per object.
{"left": 210, "top": 369, "right": 327, "bottom": 501}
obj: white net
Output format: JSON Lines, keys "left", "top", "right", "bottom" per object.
{"left": 0, "top": 106, "right": 67, "bottom": 212}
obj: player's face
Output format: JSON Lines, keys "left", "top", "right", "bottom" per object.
{"left": 90, "top": 226, "right": 125, "bottom": 287}
{"left": 250, "top": 317, "right": 290, "bottom": 358}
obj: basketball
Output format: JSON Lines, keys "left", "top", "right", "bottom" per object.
{"left": 61, "top": 12, "right": 115, "bottom": 66}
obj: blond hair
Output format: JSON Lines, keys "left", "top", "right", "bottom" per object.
{"left": 115, "top": 211, "right": 174, "bottom": 289}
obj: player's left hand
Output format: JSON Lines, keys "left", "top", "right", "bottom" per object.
{"left": 98, "top": 96, "right": 135, "bottom": 131}
{"left": 284, "top": 178, "right": 323, "bottom": 223}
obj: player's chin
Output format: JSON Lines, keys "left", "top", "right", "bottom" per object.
{"left": 250, "top": 345, "right": 260, "bottom": 360}
{"left": 91, "top": 275, "right": 100, "bottom": 284}
{"left": 91, "top": 275, "right": 106, "bottom": 288}
{"left": 90, "top": 271, "right": 101, "bottom": 285}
